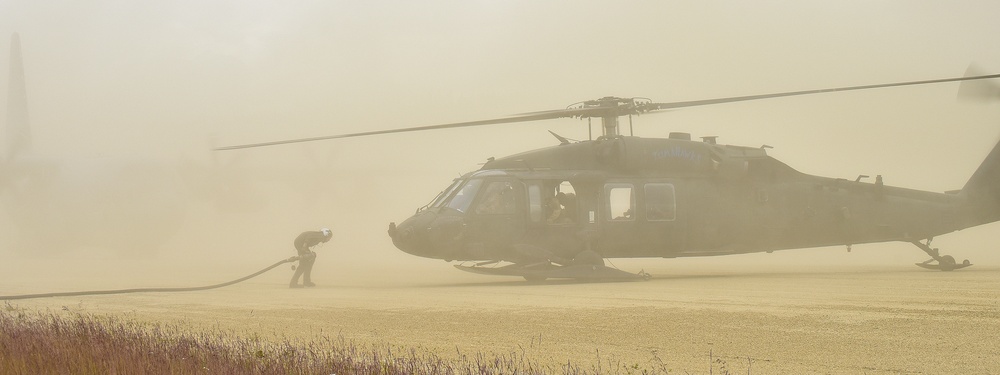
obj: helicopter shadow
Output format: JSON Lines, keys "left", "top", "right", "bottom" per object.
{"left": 415, "top": 265, "right": 980, "bottom": 289}
{"left": 415, "top": 277, "right": 643, "bottom": 289}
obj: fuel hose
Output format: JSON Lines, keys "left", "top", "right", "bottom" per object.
{"left": 0, "top": 256, "right": 302, "bottom": 301}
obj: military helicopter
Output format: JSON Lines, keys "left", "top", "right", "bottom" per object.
{"left": 218, "top": 72, "right": 1000, "bottom": 281}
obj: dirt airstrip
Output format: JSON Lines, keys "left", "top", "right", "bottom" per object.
{"left": 3, "top": 251, "right": 1000, "bottom": 374}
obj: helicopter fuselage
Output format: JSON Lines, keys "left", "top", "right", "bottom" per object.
{"left": 388, "top": 135, "right": 993, "bottom": 264}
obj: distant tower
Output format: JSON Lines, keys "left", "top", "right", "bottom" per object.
{"left": 5, "top": 32, "right": 30, "bottom": 161}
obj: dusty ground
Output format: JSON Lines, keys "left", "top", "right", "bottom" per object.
{"left": 3, "top": 247, "right": 1000, "bottom": 374}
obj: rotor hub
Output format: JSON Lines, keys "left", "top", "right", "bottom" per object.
{"left": 566, "top": 97, "right": 653, "bottom": 136}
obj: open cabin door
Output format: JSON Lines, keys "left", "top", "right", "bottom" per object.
{"left": 521, "top": 180, "right": 591, "bottom": 261}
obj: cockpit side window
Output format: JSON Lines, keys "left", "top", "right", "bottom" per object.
{"left": 474, "top": 181, "right": 517, "bottom": 215}
{"left": 445, "top": 179, "right": 483, "bottom": 213}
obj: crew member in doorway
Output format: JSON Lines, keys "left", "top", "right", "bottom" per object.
{"left": 546, "top": 196, "right": 563, "bottom": 224}
{"left": 557, "top": 192, "right": 577, "bottom": 222}
{"left": 290, "top": 227, "right": 332, "bottom": 288}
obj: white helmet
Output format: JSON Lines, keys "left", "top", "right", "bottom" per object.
{"left": 321, "top": 227, "right": 332, "bottom": 237}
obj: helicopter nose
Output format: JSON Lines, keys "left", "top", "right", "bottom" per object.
{"left": 388, "top": 212, "right": 436, "bottom": 258}
{"left": 388, "top": 211, "right": 465, "bottom": 260}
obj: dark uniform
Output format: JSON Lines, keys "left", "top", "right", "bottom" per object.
{"left": 290, "top": 229, "right": 331, "bottom": 288}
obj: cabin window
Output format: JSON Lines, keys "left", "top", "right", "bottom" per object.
{"left": 644, "top": 183, "right": 676, "bottom": 221}
{"left": 528, "top": 184, "right": 542, "bottom": 222}
{"left": 445, "top": 179, "right": 483, "bottom": 213}
{"left": 474, "top": 181, "right": 516, "bottom": 215}
{"left": 558, "top": 181, "right": 576, "bottom": 195}
{"left": 604, "top": 183, "right": 635, "bottom": 221}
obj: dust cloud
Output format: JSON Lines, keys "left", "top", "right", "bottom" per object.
{"left": 2, "top": 1, "right": 1000, "bottom": 373}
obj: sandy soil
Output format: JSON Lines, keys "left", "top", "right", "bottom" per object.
{"left": 3, "top": 252, "right": 1000, "bottom": 374}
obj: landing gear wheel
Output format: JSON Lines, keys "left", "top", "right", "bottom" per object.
{"left": 939, "top": 255, "right": 956, "bottom": 271}
{"left": 572, "top": 250, "right": 605, "bottom": 266}
{"left": 911, "top": 240, "right": 972, "bottom": 271}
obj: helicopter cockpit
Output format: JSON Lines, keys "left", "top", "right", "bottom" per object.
{"left": 390, "top": 170, "right": 524, "bottom": 260}
{"left": 390, "top": 168, "right": 603, "bottom": 263}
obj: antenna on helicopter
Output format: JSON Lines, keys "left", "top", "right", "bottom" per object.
{"left": 548, "top": 130, "right": 570, "bottom": 145}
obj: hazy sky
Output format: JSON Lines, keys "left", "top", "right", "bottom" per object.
{"left": 2, "top": 1, "right": 1000, "bottom": 266}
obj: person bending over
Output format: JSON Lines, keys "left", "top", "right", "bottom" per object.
{"left": 290, "top": 227, "right": 332, "bottom": 288}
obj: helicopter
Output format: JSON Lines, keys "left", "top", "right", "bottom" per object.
{"left": 218, "top": 72, "right": 1000, "bottom": 281}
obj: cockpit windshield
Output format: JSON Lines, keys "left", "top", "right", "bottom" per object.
{"left": 444, "top": 179, "right": 483, "bottom": 213}
{"left": 427, "top": 179, "right": 463, "bottom": 209}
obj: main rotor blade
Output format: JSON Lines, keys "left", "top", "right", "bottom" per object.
{"left": 643, "top": 73, "right": 1000, "bottom": 112}
{"left": 217, "top": 72, "right": 1000, "bottom": 151}
{"left": 215, "top": 107, "right": 607, "bottom": 151}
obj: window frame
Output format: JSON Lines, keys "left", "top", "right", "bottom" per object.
{"left": 643, "top": 182, "right": 676, "bottom": 222}
{"left": 604, "top": 183, "right": 636, "bottom": 222}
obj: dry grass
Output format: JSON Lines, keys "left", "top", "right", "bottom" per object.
{"left": 0, "top": 307, "right": 698, "bottom": 375}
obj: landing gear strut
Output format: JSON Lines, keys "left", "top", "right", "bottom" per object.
{"left": 911, "top": 239, "right": 972, "bottom": 271}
